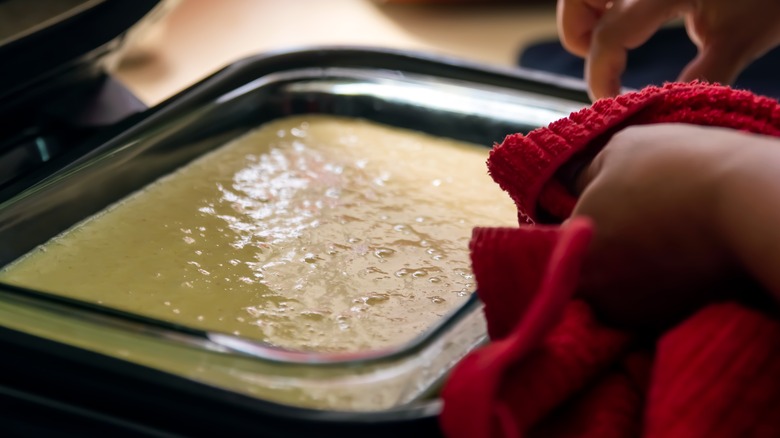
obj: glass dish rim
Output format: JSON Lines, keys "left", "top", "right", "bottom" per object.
{"left": 0, "top": 65, "right": 547, "bottom": 368}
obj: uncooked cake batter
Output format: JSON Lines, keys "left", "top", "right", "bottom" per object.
{"left": 0, "top": 116, "right": 517, "bottom": 351}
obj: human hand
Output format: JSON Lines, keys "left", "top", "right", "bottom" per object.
{"left": 569, "top": 123, "right": 760, "bottom": 328}
{"left": 557, "top": 0, "right": 780, "bottom": 100}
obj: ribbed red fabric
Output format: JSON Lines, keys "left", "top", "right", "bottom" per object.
{"left": 440, "top": 83, "right": 780, "bottom": 438}
{"left": 489, "top": 82, "right": 780, "bottom": 223}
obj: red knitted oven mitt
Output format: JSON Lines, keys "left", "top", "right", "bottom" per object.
{"left": 440, "top": 83, "right": 780, "bottom": 438}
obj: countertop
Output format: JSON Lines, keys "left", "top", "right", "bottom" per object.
{"left": 114, "top": 0, "right": 559, "bottom": 106}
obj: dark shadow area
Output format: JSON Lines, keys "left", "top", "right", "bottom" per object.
{"left": 520, "top": 26, "right": 780, "bottom": 98}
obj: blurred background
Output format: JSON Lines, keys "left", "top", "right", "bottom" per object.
{"left": 114, "top": 0, "right": 558, "bottom": 105}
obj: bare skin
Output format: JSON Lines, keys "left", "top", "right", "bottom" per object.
{"left": 557, "top": 0, "right": 780, "bottom": 100}
{"left": 570, "top": 124, "right": 780, "bottom": 328}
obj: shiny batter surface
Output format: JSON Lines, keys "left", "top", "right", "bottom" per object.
{"left": 0, "top": 116, "right": 517, "bottom": 351}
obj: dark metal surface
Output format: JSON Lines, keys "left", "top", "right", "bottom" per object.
{"left": 0, "top": 0, "right": 160, "bottom": 106}
{"left": 0, "top": 0, "right": 159, "bottom": 203}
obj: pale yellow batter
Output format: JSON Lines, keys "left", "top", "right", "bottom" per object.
{"left": 0, "top": 116, "right": 518, "bottom": 352}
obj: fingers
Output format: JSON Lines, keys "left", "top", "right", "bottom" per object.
{"left": 678, "top": 42, "right": 752, "bottom": 85}
{"left": 557, "top": 0, "right": 613, "bottom": 57}
{"left": 574, "top": 159, "right": 599, "bottom": 195}
{"left": 572, "top": 146, "right": 611, "bottom": 201}
{"left": 586, "top": 0, "right": 689, "bottom": 99}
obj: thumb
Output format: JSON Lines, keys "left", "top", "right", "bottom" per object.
{"left": 678, "top": 43, "right": 752, "bottom": 85}
{"left": 572, "top": 151, "right": 607, "bottom": 195}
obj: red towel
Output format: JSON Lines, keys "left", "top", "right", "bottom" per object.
{"left": 440, "top": 83, "right": 780, "bottom": 438}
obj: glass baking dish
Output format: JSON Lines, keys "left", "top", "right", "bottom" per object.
{"left": 0, "top": 48, "right": 587, "bottom": 436}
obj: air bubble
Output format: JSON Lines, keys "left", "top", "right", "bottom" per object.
{"left": 373, "top": 248, "right": 396, "bottom": 259}
{"left": 303, "top": 253, "right": 320, "bottom": 263}
{"left": 366, "top": 293, "right": 390, "bottom": 305}
{"left": 359, "top": 266, "right": 386, "bottom": 279}
{"left": 300, "top": 310, "right": 326, "bottom": 320}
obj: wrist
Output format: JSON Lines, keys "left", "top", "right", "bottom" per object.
{"left": 713, "top": 132, "right": 780, "bottom": 302}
